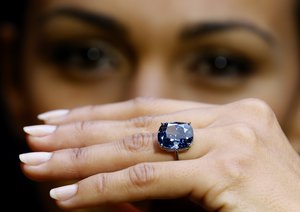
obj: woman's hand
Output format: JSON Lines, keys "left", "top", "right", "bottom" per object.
{"left": 19, "top": 97, "right": 300, "bottom": 211}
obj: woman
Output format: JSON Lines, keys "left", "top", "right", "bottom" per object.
{"left": 1, "top": 0, "right": 300, "bottom": 211}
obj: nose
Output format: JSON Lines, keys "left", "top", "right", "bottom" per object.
{"left": 127, "top": 56, "right": 173, "bottom": 99}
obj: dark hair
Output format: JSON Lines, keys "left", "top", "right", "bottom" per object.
{"left": 1, "top": 2, "right": 43, "bottom": 211}
{"left": 0, "top": 1, "right": 28, "bottom": 25}
{"left": 297, "top": 2, "right": 300, "bottom": 37}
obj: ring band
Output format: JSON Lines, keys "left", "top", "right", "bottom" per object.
{"left": 157, "top": 122, "right": 194, "bottom": 160}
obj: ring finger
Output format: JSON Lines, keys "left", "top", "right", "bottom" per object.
{"left": 20, "top": 124, "right": 237, "bottom": 181}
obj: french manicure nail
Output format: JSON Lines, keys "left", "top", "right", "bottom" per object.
{"left": 19, "top": 152, "right": 52, "bottom": 165}
{"left": 23, "top": 125, "right": 56, "bottom": 137}
{"left": 38, "top": 109, "right": 69, "bottom": 121}
{"left": 50, "top": 184, "right": 78, "bottom": 201}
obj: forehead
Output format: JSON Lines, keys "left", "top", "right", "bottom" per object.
{"left": 29, "top": 0, "right": 296, "bottom": 40}
{"left": 31, "top": 0, "right": 294, "bottom": 24}
{"left": 28, "top": 0, "right": 296, "bottom": 49}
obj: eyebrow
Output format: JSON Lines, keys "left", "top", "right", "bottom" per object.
{"left": 180, "top": 21, "right": 275, "bottom": 45}
{"left": 38, "top": 7, "right": 127, "bottom": 36}
{"left": 39, "top": 8, "right": 275, "bottom": 47}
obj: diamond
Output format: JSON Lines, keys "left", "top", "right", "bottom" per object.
{"left": 158, "top": 122, "right": 194, "bottom": 152}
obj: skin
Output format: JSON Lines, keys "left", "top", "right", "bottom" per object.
{"left": 14, "top": 0, "right": 299, "bottom": 119}
{"left": 20, "top": 99, "right": 300, "bottom": 211}
{"left": 1, "top": 0, "right": 300, "bottom": 211}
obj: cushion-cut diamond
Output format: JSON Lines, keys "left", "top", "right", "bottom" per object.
{"left": 158, "top": 122, "right": 193, "bottom": 151}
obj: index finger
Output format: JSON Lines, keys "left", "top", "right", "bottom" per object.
{"left": 38, "top": 97, "right": 214, "bottom": 124}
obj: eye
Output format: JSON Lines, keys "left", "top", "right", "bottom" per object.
{"left": 188, "top": 53, "right": 254, "bottom": 79}
{"left": 49, "top": 42, "right": 119, "bottom": 71}
{"left": 39, "top": 40, "right": 132, "bottom": 82}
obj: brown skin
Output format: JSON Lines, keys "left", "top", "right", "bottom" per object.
{"left": 12, "top": 0, "right": 299, "bottom": 120}
{"left": 2, "top": 0, "right": 300, "bottom": 211}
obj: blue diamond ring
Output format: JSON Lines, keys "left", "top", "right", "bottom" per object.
{"left": 157, "top": 122, "right": 194, "bottom": 160}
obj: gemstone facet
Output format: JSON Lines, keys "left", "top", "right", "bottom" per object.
{"left": 158, "top": 122, "right": 194, "bottom": 152}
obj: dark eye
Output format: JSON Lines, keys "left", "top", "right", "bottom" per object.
{"left": 49, "top": 43, "right": 119, "bottom": 71}
{"left": 188, "top": 53, "right": 253, "bottom": 78}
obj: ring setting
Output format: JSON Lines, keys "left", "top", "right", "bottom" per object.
{"left": 158, "top": 122, "right": 194, "bottom": 160}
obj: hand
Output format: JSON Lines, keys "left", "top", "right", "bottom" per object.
{"left": 20, "top": 97, "right": 300, "bottom": 211}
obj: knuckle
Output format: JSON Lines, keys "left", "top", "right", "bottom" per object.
{"left": 66, "top": 147, "right": 88, "bottom": 179}
{"left": 219, "top": 125, "right": 258, "bottom": 175}
{"left": 131, "top": 97, "right": 157, "bottom": 115}
{"left": 215, "top": 154, "right": 247, "bottom": 181}
{"left": 128, "top": 163, "right": 156, "bottom": 188}
{"left": 121, "top": 133, "right": 155, "bottom": 153}
{"left": 70, "top": 147, "right": 88, "bottom": 163}
{"left": 212, "top": 126, "right": 260, "bottom": 180}
{"left": 241, "top": 98, "right": 275, "bottom": 120}
{"left": 132, "top": 96, "right": 157, "bottom": 107}
{"left": 74, "top": 121, "right": 92, "bottom": 134}
{"left": 223, "top": 161, "right": 243, "bottom": 181}
{"left": 129, "top": 116, "right": 154, "bottom": 129}
{"left": 94, "top": 173, "right": 108, "bottom": 195}
{"left": 230, "top": 124, "right": 257, "bottom": 145}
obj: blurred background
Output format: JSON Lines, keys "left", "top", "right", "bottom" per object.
{"left": 0, "top": 1, "right": 42, "bottom": 210}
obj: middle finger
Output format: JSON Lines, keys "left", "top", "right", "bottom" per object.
{"left": 25, "top": 107, "right": 217, "bottom": 151}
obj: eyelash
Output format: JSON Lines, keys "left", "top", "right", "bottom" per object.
{"left": 187, "top": 52, "right": 254, "bottom": 79}
{"left": 47, "top": 42, "right": 120, "bottom": 72}
{"left": 43, "top": 41, "right": 255, "bottom": 85}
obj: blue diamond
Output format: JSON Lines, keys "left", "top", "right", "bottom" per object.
{"left": 158, "top": 122, "right": 194, "bottom": 151}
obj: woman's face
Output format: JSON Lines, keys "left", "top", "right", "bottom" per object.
{"left": 18, "top": 0, "right": 298, "bottom": 123}
{"left": 6, "top": 1, "right": 299, "bottom": 211}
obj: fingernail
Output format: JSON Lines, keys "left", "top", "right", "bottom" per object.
{"left": 50, "top": 184, "right": 78, "bottom": 201}
{"left": 38, "top": 109, "right": 69, "bottom": 121}
{"left": 19, "top": 152, "right": 52, "bottom": 165}
{"left": 23, "top": 125, "right": 56, "bottom": 137}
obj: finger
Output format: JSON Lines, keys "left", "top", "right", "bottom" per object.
{"left": 37, "top": 97, "right": 214, "bottom": 124}
{"left": 49, "top": 159, "right": 216, "bottom": 210}
{"left": 20, "top": 129, "right": 203, "bottom": 180}
{"left": 25, "top": 107, "right": 217, "bottom": 151}
{"left": 20, "top": 124, "right": 241, "bottom": 181}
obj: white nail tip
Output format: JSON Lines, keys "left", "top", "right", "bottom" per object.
{"left": 38, "top": 109, "right": 69, "bottom": 121}
{"left": 19, "top": 152, "right": 52, "bottom": 165}
{"left": 23, "top": 125, "right": 56, "bottom": 136}
{"left": 50, "top": 184, "right": 78, "bottom": 201}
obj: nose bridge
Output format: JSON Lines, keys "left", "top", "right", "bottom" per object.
{"left": 126, "top": 19, "right": 175, "bottom": 99}
{"left": 127, "top": 55, "right": 171, "bottom": 99}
